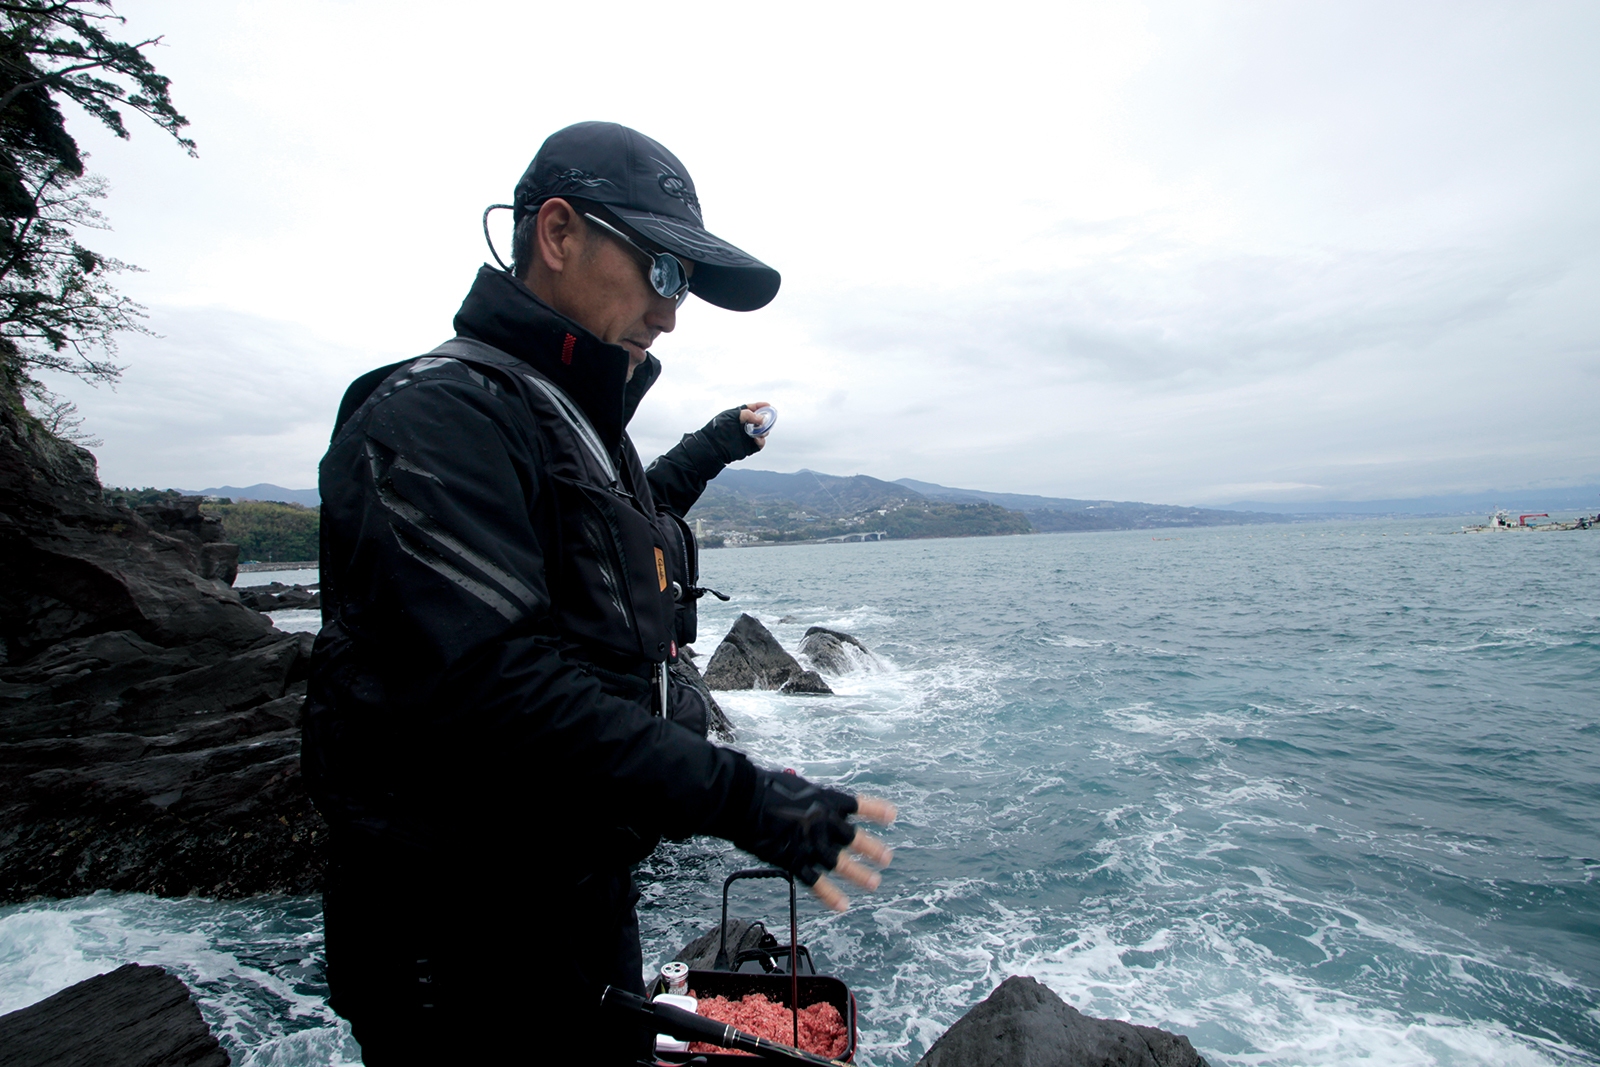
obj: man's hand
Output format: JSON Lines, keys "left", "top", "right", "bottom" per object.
{"left": 740, "top": 402, "right": 773, "bottom": 450}
{"left": 733, "top": 775, "right": 896, "bottom": 909}
{"left": 809, "top": 795, "right": 896, "bottom": 912}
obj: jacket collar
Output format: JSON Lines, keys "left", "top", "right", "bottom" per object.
{"left": 451, "top": 265, "right": 659, "bottom": 453}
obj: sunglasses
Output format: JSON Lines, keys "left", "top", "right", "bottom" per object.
{"left": 583, "top": 213, "right": 691, "bottom": 307}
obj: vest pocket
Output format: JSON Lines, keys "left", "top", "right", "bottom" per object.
{"left": 548, "top": 474, "right": 674, "bottom": 664}
{"left": 658, "top": 509, "right": 699, "bottom": 647}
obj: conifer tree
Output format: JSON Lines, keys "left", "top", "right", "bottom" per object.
{"left": 0, "top": 0, "right": 192, "bottom": 398}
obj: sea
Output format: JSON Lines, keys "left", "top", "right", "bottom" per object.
{"left": 2, "top": 517, "right": 1597, "bottom": 1066}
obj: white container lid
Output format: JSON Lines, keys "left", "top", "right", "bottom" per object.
{"left": 653, "top": 993, "right": 699, "bottom": 1054}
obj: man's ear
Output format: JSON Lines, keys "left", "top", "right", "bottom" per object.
{"left": 527, "top": 197, "right": 583, "bottom": 283}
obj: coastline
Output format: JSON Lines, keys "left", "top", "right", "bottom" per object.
{"left": 237, "top": 560, "right": 318, "bottom": 573}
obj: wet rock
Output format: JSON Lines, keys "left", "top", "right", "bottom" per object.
{"left": 0, "top": 962, "right": 229, "bottom": 1067}
{"left": 798, "top": 626, "right": 876, "bottom": 676}
{"left": 915, "top": 975, "right": 1210, "bottom": 1067}
{"left": 672, "top": 918, "right": 781, "bottom": 971}
{"left": 779, "top": 668, "right": 833, "bottom": 695}
{"left": 0, "top": 672, "right": 327, "bottom": 900}
{"left": 703, "top": 614, "right": 833, "bottom": 695}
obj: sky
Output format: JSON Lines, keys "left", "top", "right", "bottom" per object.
{"left": 37, "top": 0, "right": 1600, "bottom": 506}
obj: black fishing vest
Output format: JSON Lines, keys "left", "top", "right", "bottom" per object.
{"left": 333, "top": 337, "right": 694, "bottom": 686}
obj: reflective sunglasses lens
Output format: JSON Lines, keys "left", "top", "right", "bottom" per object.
{"left": 651, "top": 255, "right": 688, "bottom": 302}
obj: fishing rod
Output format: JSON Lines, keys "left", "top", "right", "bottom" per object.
{"left": 602, "top": 986, "right": 847, "bottom": 1067}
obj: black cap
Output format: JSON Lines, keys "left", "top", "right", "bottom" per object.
{"left": 513, "top": 121, "right": 780, "bottom": 312}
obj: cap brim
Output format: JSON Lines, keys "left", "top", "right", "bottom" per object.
{"left": 611, "top": 208, "right": 781, "bottom": 312}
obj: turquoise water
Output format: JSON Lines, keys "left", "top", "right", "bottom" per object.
{"left": 3, "top": 519, "right": 1597, "bottom": 1065}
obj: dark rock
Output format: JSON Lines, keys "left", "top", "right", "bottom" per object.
{"left": 135, "top": 495, "right": 228, "bottom": 544}
{"left": 780, "top": 668, "right": 833, "bottom": 695}
{"left": 136, "top": 495, "right": 239, "bottom": 586}
{"left": 0, "top": 688, "right": 327, "bottom": 900}
{"left": 670, "top": 653, "right": 735, "bottom": 741}
{"left": 0, "top": 962, "right": 229, "bottom": 1066}
{"left": 703, "top": 614, "right": 833, "bottom": 695}
{"left": 115, "top": 634, "right": 303, "bottom": 727}
{"left": 0, "top": 632, "right": 303, "bottom": 742}
{"left": 798, "top": 626, "right": 876, "bottom": 676}
{"left": 0, "top": 396, "right": 266, "bottom": 663}
{"left": 915, "top": 975, "right": 1210, "bottom": 1067}
{"left": 672, "top": 918, "right": 780, "bottom": 971}
{"left": 235, "top": 582, "right": 321, "bottom": 612}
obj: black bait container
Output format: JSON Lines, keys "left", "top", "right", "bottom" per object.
{"left": 648, "top": 869, "right": 857, "bottom": 1065}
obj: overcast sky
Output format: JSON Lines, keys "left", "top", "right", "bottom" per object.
{"left": 40, "top": 0, "right": 1600, "bottom": 505}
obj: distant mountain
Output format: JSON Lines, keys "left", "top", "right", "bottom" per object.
{"left": 895, "top": 478, "right": 1288, "bottom": 529}
{"left": 690, "top": 471, "right": 1287, "bottom": 538}
{"left": 1217, "top": 484, "right": 1600, "bottom": 517}
{"left": 692, "top": 470, "right": 1029, "bottom": 542}
{"left": 705, "top": 469, "right": 922, "bottom": 515}
{"left": 185, "top": 484, "right": 321, "bottom": 508}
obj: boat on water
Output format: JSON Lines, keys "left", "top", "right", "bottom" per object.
{"left": 1460, "top": 508, "right": 1598, "bottom": 532}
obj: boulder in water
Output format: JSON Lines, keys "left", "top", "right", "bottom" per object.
{"left": 0, "top": 962, "right": 230, "bottom": 1067}
{"left": 798, "top": 626, "right": 876, "bottom": 676}
{"left": 235, "top": 582, "right": 321, "bottom": 612}
{"left": 703, "top": 614, "right": 833, "bottom": 695}
{"left": 915, "top": 975, "right": 1209, "bottom": 1067}
{"left": 780, "top": 668, "right": 833, "bottom": 694}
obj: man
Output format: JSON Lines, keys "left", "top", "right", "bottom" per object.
{"left": 303, "top": 121, "right": 893, "bottom": 1065}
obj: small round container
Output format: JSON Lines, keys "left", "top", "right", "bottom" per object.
{"left": 744, "top": 406, "right": 778, "bottom": 437}
{"left": 661, "top": 960, "right": 690, "bottom": 996}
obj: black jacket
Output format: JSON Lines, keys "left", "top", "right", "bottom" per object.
{"left": 303, "top": 266, "right": 764, "bottom": 868}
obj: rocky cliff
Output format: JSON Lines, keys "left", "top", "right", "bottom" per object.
{"left": 0, "top": 391, "right": 325, "bottom": 901}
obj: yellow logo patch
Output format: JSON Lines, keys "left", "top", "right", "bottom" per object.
{"left": 655, "top": 547, "right": 667, "bottom": 591}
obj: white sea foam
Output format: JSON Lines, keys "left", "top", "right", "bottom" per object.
{"left": 0, "top": 894, "right": 358, "bottom": 1067}
{"left": 267, "top": 608, "right": 320, "bottom": 634}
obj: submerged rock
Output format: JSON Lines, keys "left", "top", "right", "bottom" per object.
{"left": 235, "top": 582, "right": 321, "bottom": 612}
{"left": 0, "top": 962, "right": 230, "bottom": 1067}
{"left": 798, "top": 626, "right": 877, "bottom": 676}
{"left": 703, "top": 614, "right": 833, "bottom": 695}
{"left": 779, "top": 668, "right": 833, "bottom": 694}
{"left": 915, "top": 975, "right": 1210, "bottom": 1067}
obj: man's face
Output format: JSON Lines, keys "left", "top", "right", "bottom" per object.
{"left": 551, "top": 216, "right": 690, "bottom": 379}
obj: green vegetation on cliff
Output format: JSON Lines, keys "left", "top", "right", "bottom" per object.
{"left": 106, "top": 488, "right": 319, "bottom": 563}
{"left": 203, "top": 501, "right": 318, "bottom": 563}
{"left": 864, "top": 501, "right": 1031, "bottom": 539}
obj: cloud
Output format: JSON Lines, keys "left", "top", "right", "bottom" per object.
{"left": 44, "top": 305, "right": 390, "bottom": 490}
{"left": 36, "top": 0, "right": 1600, "bottom": 507}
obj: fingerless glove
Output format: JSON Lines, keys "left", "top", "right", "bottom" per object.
{"left": 733, "top": 770, "right": 859, "bottom": 885}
